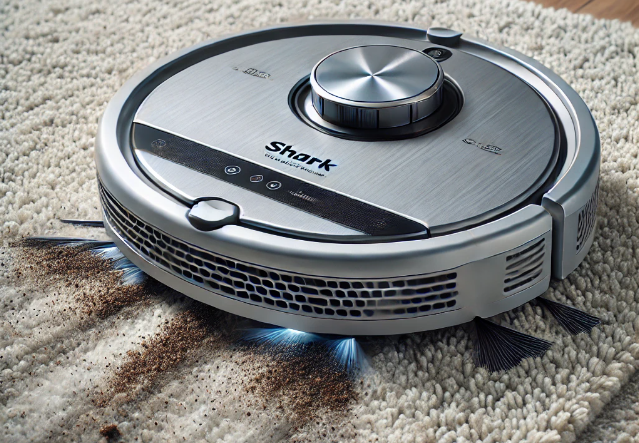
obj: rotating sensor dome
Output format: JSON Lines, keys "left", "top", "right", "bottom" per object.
{"left": 95, "top": 23, "right": 600, "bottom": 335}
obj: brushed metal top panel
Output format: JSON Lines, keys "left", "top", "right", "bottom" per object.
{"left": 134, "top": 35, "right": 556, "bottom": 232}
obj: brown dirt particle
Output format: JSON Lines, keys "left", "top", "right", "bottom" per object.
{"left": 99, "top": 423, "right": 120, "bottom": 440}
{"left": 97, "top": 305, "right": 232, "bottom": 405}
{"left": 243, "top": 341, "right": 357, "bottom": 424}
{"left": 15, "top": 239, "right": 160, "bottom": 320}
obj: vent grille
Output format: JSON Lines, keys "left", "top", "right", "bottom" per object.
{"left": 504, "top": 238, "right": 546, "bottom": 294}
{"left": 99, "top": 183, "right": 459, "bottom": 320}
{"left": 576, "top": 181, "right": 599, "bottom": 252}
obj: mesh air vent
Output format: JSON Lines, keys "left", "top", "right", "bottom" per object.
{"left": 99, "top": 183, "right": 459, "bottom": 320}
{"left": 576, "top": 181, "right": 599, "bottom": 252}
{"left": 504, "top": 238, "right": 546, "bottom": 294}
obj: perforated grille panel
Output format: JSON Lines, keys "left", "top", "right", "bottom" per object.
{"left": 99, "top": 183, "right": 459, "bottom": 320}
{"left": 576, "top": 181, "right": 599, "bottom": 252}
{"left": 503, "top": 238, "right": 546, "bottom": 294}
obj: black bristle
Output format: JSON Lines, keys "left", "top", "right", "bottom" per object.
{"left": 473, "top": 317, "right": 553, "bottom": 372}
{"left": 537, "top": 297, "right": 601, "bottom": 335}
{"left": 60, "top": 219, "right": 105, "bottom": 228}
{"left": 23, "top": 237, "right": 114, "bottom": 249}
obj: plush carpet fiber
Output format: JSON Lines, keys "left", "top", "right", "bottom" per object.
{"left": 2, "top": 0, "right": 639, "bottom": 441}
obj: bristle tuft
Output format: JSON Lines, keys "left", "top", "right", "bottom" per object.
{"left": 473, "top": 317, "right": 552, "bottom": 372}
{"left": 93, "top": 245, "right": 124, "bottom": 261}
{"left": 60, "top": 219, "right": 105, "bottom": 228}
{"left": 91, "top": 245, "right": 147, "bottom": 285}
{"left": 538, "top": 297, "right": 601, "bottom": 335}
{"left": 24, "top": 237, "right": 114, "bottom": 248}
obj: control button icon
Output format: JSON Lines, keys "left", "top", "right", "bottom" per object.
{"left": 250, "top": 175, "right": 263, "bottom": 183}
{"left": 224, "top": 165, "right": 241, "bottom": 175}
{"left": 266, "top": 181, "right": 281, "bottom": 190}
{"left": 151, "top": 139, "right": 166, "bottom": 149}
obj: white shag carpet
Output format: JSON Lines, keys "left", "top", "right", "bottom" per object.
{"left": 2, "top": 0, "right": 639, "bottom": 442}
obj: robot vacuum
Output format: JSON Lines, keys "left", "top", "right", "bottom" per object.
{"left": 95, "top": 22, "right": 600, "bottom": 335}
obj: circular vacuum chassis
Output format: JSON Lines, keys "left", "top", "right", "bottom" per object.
{"left": 95, "top": 22, "right": 600, "bottom": 335}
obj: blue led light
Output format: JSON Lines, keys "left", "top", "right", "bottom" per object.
{"left": 243, "top": 327, "right": 316, "bottom": 346}
{"left": 242, "top": 327, "right": 369, "bottom": 373}
{"left": 327, "top": 337, "right": 369, "bottom": 372}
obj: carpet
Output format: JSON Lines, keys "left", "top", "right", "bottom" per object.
{"left": 1, "top": 0, "right": 639, "bottom": 441}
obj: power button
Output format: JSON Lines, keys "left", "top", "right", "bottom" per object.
{"left": 266, "top": 181, "right": 281, "bottom": 190}
{"left": 424, "top": 47, "right": 452, "bottom": 62}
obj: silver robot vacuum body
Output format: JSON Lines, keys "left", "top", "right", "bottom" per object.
{"left": 96, "top": 23, "right": 600, "bottom": 335}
